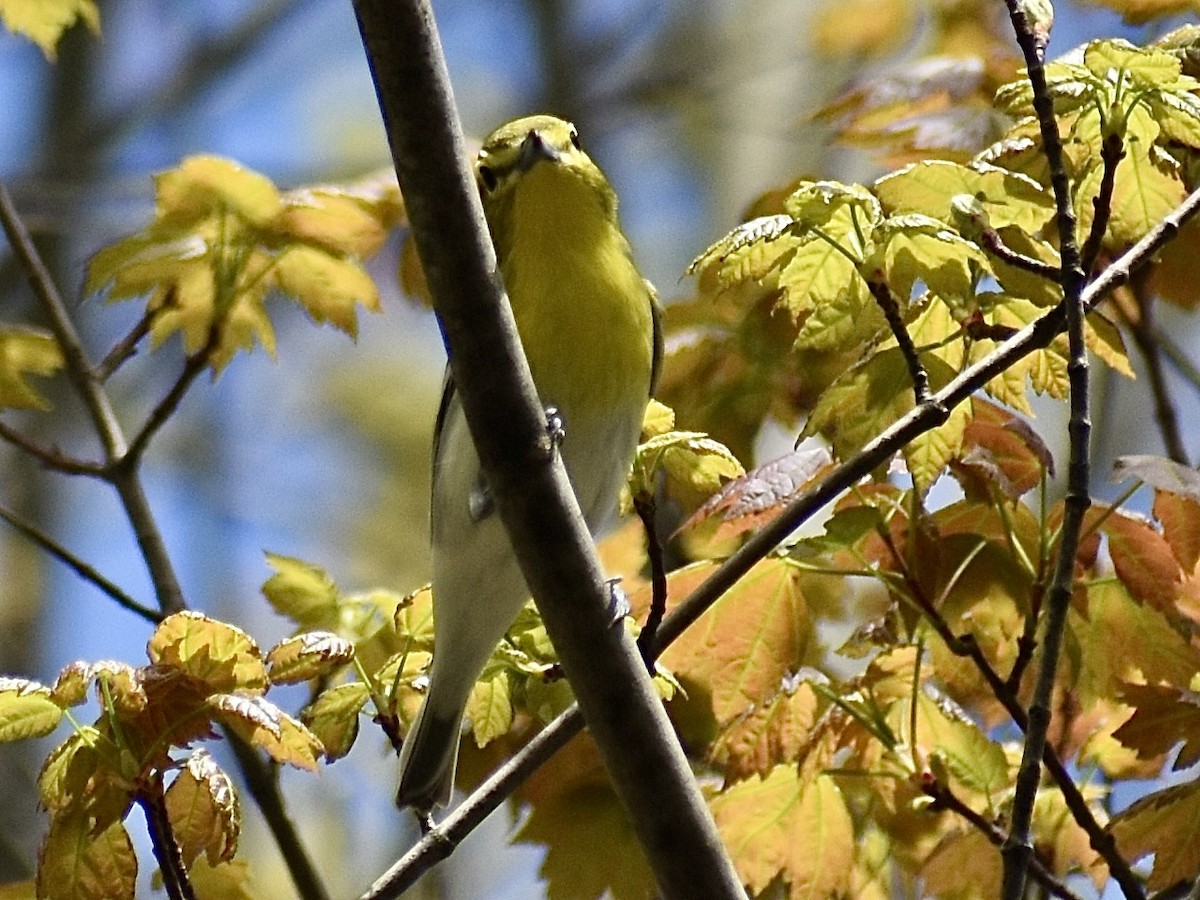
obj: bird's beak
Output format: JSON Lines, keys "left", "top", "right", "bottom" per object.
{"left": 517, "top": 130, "right": 560, "bottom": 172}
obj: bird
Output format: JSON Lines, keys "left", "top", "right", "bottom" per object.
{"left": 396, "top": 115, "right": 661, "bottom": 811}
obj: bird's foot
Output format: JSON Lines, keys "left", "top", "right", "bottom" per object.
{"left": 606, "top": 578, "right": 630, "bottom": 626}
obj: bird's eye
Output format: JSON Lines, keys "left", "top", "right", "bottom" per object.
{"left": 478, "top": 164, "right": 498, "bottom": 193}
{"left": 568, "top": 128, "right": 582, "bottom": 151}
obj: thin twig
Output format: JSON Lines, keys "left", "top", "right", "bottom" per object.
{"left": 0, "top": 419, "right": 106, "bottom": 476}
{"left": 868, "top": 279, "right": 934, "bottom": 405}
{"left": 0, "top": 501, "right": 161, "bottom": 622}
{"left": 979, "top": 228, "right": 1061, "bottom": 280}
{"left": 1080, "top": 133, "right": 1125, "bottom": 278}
{"left": 634, "top": 493, "right": 668, "bottom": 667}
{"left": 125, "top": 343, "right": 215, "bottom": 466}
{"left": 136, "top": 773, "right": 196, "bottom": 900}
{"left": 363, "top": 711, "right": 584, "bottom": 900}
{"left": 95, "top": 308, "right": 156, "bottom": 382}
{"left": 0, "top": 181, "right": 126, "bottom": 460}
{"left": 922, "top": 777, "right": 1084, "bottom": 900}
{"left": 0, "top": 179, "right": 186, "bottom": 614}
{"left": 998, "top": 2, "right": 1104, "bottom": 898}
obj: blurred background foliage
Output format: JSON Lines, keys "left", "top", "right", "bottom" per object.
{"left": 0, "top": 0, "right": 1188, "bottom": 896}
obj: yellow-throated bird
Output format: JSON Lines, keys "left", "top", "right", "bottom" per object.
{"left": 396, "top": 115, "right": 661, "bottom": 810}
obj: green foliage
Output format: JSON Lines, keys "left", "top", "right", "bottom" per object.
{"left": 85, "top": 156, "right": 400, "bottom": 372}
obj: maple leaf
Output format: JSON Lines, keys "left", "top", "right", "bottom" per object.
{"left": 1110, "top": 779, "right": 1200, "bottom": 890}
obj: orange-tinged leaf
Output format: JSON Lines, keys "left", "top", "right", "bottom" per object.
{"left": 265, "top": 631, "right": 354, "bottom": 685}
{"left": 711, "top": 680, "right": 822, "bottom": 780}
{"left": 1155, "top": 490, "right": 1200, "bottom": 571}
{"left": 1109, "top": 779, "right": 1200, "bottom": 890}
{"left": 921, "top": 827, "right": 1002, "bottom": 899}
{"left": 1102, "top": 509, "right": 1182, "bottom": 612}
{"left": 164, "top": 749, "right": 239, "bottom": 867}
{"left": 1034, "top": 787, "right": 1106, "bottom": 886}
{"left": 0, "top": 0, "right": 99, "bottom": 61}
{"left": 712, "top": 767, "right": 854, "bottom": 900}
{"left": 0, "top": 677, "right": 62, "bottom": 741}
{"left": 209, "top": 694, "right": 321, "bottom": 771}
{"left": 301, "top": 681, "right": 369, "bottom": 761}
{"left": 1113, "top": 682, "right": 1200, "bottom": 769}
{"left": 147, "top": 611, "right": 266, "bottom": 694}
{"left": 186, "top": 858, "right": 255, "bottom": 900}
{"left": 90, "top": 660, "right": 147, "bottom": 718}
{"left": 654, "top": 559, "right": 809, "bottom": 724}
{"left": 954, "top": 398, "right": 1052, "bottom": 498}
{"left": 515, "top": 734, "right": 654, "bottom": 900}
{"left": 0, "top": 325, "right": 63, "bottom": 410}
{"left": 1071, "top": 580, "right": 1200, "bottom": 702}
{"left": 37, "top": 809, "right": 136, "bottom": 900}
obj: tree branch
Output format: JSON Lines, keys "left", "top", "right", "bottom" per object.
{"left": 997, "top": 5, "right": 1104, "bottom": 898}
{"left": 0, "top": 501, "right": 161, "bottom": 622}
{"left": 136, "top": 773, "right": 196, "bottom": 900}
{"left": 352, "top": 1, "right": 744, "bottom": 897}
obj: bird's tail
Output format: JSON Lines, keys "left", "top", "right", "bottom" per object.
{"left": 396, "top": 694, "right": 464, "bottom": 810}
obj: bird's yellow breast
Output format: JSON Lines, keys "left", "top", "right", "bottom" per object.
{"left": 492, "top": 162, "right": 655, "bottom": 420}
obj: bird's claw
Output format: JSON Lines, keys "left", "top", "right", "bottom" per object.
{"left": 606, "top": 578, "right": 630, "bottom": 626}
{"left": 545, "top": 406, "right": 565, "bottom": 452}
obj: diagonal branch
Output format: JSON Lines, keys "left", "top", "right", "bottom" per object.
{"left": 0, "top": 501, "right": 161, "bottom": 622}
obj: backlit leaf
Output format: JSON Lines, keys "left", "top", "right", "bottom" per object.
{"left": 164, "top": 748, "right": 239, "bottom": 867}
{"left": 1109, "top": 779, "right": 1200, "bottom": 890}
{"left": 710, "top": 680, "right": 822, "bottom": 780}
{"left": 653, "top": 559, "right": 810, "bottom": 725}
{"left": 466, "top": 667, "right": 514, "bottom": 748}
{"left": 155, "top": 156, "right": 280, "bottom": 228}
{"left": 301, "top": 681, "right": 369, "bottom": 761}
{"left": 271, "top": 245, "right": 379, "bottom": 337}
{"left": 266, "top": 631, "right": 354, "bottom": 685}
{"left": 209, "top": 694, "right": 321, "bottom": 771}
{"left": 712, "top": 767, "right": 854, "bottom": 899}
{"left": 874, "top": 160, "right": 1054, "bottom": 231}
{"left": 261, "top": 552, "right": 340, "bottom": 631}
{"left": 37, "top": 809, "right": 135, "bottom": 900}
{"left": 1154, "top": 489, "right": 1200, "bottom": 571}
{"left": 0, "top": 0, "right": 98, "bottom": 60}
{"left": 0, "top": 326, "right": 62, "bottom": 410}
{"left": 1113, "top": 682, "right": 1200, "bottom": 769}
{"left": 147, "top": 611, "right": 266, "bottom": 693}
{"left": 0, "top": 678, "right": 62, "bottom": 741}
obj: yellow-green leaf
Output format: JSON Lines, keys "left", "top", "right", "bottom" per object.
{"left": 147, "top": 611, "right": 266, "bottom": 694}
{"left": 874, "top": 160, "right": 1054, "bottom": 232}
{"left": 164, "top": 749, "right": 239, "bottom": 867}
{"left": 301, "top": 681, "right": 369, "bottom": 761}
{"left": 712, "top": 767, "right": 855, "bottom": 900}
{"left": 276, "top": 187, "right": 394, "bottom": 258}
{"left": 261, "top": 552, "right": 341, "bottom": 631}
{"left": 0, "top": 326, "right": 63, "bottom": 410}
{"left": 266, "top": 631, "right": 354, "bottom": 685}
{"left": 37, "top": 809, "right": 136, "bottom": 900}
{"left": 0, "top": 0, "right": 98, "bottom": 61}
{"left": 155, "top": 156, "right": 280, "bottom": 228}
{"left": 272, "top": 245, "right": 379, "bottom": 337}
{"left": 0, "top": 677, "right": 62, "bottom": 741}
{"left": 466, "top": 667, "right": 514, "bottom": 748}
